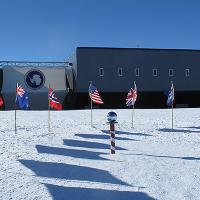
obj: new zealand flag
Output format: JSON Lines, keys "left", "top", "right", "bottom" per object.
{"left": 16, "top": 83, "right": 29, "bottom": 110}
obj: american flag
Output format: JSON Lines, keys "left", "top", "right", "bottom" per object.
{"left": 89, "top": 83, "right": 104, "bottom": 104}
{"left": 17, "top": 83, "right": 25, "bottom": 97}
{"left": 126, "top": 82, "right": 137, "bottom": 107}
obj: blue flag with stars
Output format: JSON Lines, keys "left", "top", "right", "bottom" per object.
{"left": 16, "top": 83, "right": 29, "bottom": 110}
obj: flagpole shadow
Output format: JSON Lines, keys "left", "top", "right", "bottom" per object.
{"left": 63, "top": 139, "right": 127, "bottom": 150}
{"left": 44, "top": 184, "right": 155, "bottom": 200}
{"left": 36, "top": 145, "right": 109, "bottom": 160}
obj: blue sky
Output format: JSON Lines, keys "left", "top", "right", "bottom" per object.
{"left": 0, "top": 0, "right": 199, "bottom": 61}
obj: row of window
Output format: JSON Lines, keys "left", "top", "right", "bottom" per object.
{"left": 99, "top": 68, "right": 190, "bottom": 77}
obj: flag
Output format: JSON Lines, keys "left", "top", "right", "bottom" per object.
{"left": 167, "top": 83, "right": 174, "bottom": 106}
{"left": 126, "top": 83, "right": 137, "bottom": 107}
{"left": 89, "top": 83, "right": 104, "bottom": 104}
{"left": 16, "top": 83, "right": 29, "bottom": 110}
{"left": 48, "top": 87, "right": 62, "bottom": 110}
{"left": 0, "top": 96, "right": 3, "bottom": 107}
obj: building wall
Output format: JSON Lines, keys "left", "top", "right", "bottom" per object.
{"left": 2, "top": 66, "right": 69, "bottom": 110}
{"left": 75, "top": 47, "right": 200, "bottom": 92}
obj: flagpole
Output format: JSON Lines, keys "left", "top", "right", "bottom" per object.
{"left": 90, "top": 81, "right": 93, "bottom": 128}
{"left": 131, "top": 81, "right": 136, "bottom": 128}
{"left": 15, "top": 81, "right": 17, "bottom": 134}
{"left": 91, "top": 98, "right": 93, "bottom": 127}
{"left": 48, "top": 84, "right": 50, "bottom": 132}
{"left": 132, "top": 104, "right": 134, "bottom": 128}
{"left": 171, "top": 81, "right": 174, "bottom": 129}
{"left": 172, "top": 100, "right": 173, "bottom": 129}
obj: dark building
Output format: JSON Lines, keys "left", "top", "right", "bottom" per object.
{"left": 0, "top": 61, "right": 75, "bottom": 110}
{"left": 70, "top": 47, "right": 200, "bottom": 108}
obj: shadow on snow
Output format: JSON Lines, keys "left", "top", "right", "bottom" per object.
{"left": 44, "top": 184, "right": 155, "bottom": 200}
{"left": 75, "top": 133, "right": 138, "bottom": 141}
{"left": 19, "top": 159, "right": 129, "bottom": 186}
{"left": 134, "top": 153, "right": 200, "bottom": 161}
{"left": 180, "top": 126, "right": 200, "bottom": 130}
{"left": 36, "top": 145, "right": 108, "bottom": 160}
{"left": 157, "top": 128, "right": 200, "bottom": 133}
{"left": 101, "top": 130, "right": 153, "bottom": 137}
{"left": 63, "top": 139, "right": 126, "bottom": 150}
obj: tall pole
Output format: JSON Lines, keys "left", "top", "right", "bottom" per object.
{"left": 48, "top": 84, "right": 50, "bottom": 132}
{"left": 15, "top": 81, "right": 17, "bottom": 134}
{"left": 172, "top": 100, "right": 173, "bottom": 129}
{"left": 89, "top": 81, "right": 93, "bottom": 128}
{"left": 171, "top": 81, "right": 174, "bottom": 129}
{"left": 132, "top": 81, "right": 136, "bottom": 128}
{"left": 132, "top": 104, "right": 134, "bottom": 128}
{"left": 91, "top": 98, "right": 93, "bottom": 127}
{"left": 110, "top": 122, "right": 115, "bottom": 154}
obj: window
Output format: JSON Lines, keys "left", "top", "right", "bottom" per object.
{"left": 153, "top": 68, "right": 158, "bottom": 76}
{"left": 118, "top": 67, "right": 123, "bottom": 76}
{"left": 135, "top": 68, "right": 140, "bottom": 76}
{"left": 169, "top": 69, "right": 174, "bottom": 77}
{"left": 186, "top": 69, "right": 189, "bottom": 77}
{"left": 99, "top": 68, "right": 104, "bottom": 76}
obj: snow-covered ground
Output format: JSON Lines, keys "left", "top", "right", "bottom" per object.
{"left": 1, "top": 108, "right": 200, "bottom": 200}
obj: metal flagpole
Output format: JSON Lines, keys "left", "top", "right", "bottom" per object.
{"left": 171, "top": 81, "right": 174, "bottom": 129}
{"left": 172, "top": 100, "right": 173, "bottom": 129}
{"left": 132, "top": 104, "right": 134, "bottom": 128}
{"left": 91, "top": 98, "right": 93, "bottom": 127}
{"left": 131, "top": 81, "right": 136, "bottom": 128}
{"left": 89, "top": 81, "right": 93, "bottom": 128}
{"left": 48, "top": 84, "right": 50, "bottom": 132}
{"left": 15, "top": 81, "right": 17, "bottom": 134}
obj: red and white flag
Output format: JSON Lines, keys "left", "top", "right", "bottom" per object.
{"left": 126, "top": 82, "right": 137, "bottom": 107}
{"left": 48, "top": 87, "right": 62, "bottom": 110}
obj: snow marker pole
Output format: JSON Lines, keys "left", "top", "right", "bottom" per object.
{"left": 110, "top": 122, "right": 115, "bottom": 154}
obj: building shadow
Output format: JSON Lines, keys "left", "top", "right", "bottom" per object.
{"left": 36, "top": 145, "right": 108, "bottom": 160}
{"left": 75, "top": 133, "right": 138, "bottom": 141}
{"left": 19, "top": 159, "right": 129, "bottom": 186}
{"left": 157, "top": 128, "right": 200, "bottom": 133}
{"left": 44, "top": 184, "right": 155, "bottom": 200}
{"left": 101, "top": 130, "right": 152, "bottom": 137}
{"left": 133, "top": 153, "right": 200, "bottom": 161}
{"left": 63, "top": 139, "right": 126, "bottom": 150}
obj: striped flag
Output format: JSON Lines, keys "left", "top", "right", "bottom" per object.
{"left": 126, "top": 82, "right": 137, "bottom": 107}
{"left": 89, "top": 83, "right": 104, "bottom": 104}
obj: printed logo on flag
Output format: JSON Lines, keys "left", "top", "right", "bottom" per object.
{"left": 25, "top": 70, "right": 45, "bottom": 89}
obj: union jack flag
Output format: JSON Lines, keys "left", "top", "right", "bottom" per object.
{"left": 48, "top": 87, "right": 62, "bottom": 110}
{"left": 126, "top": 82, "right": 137, "bottom": 107}
{"left": 89, "top": 83, "right": 104, "bottom": 104}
